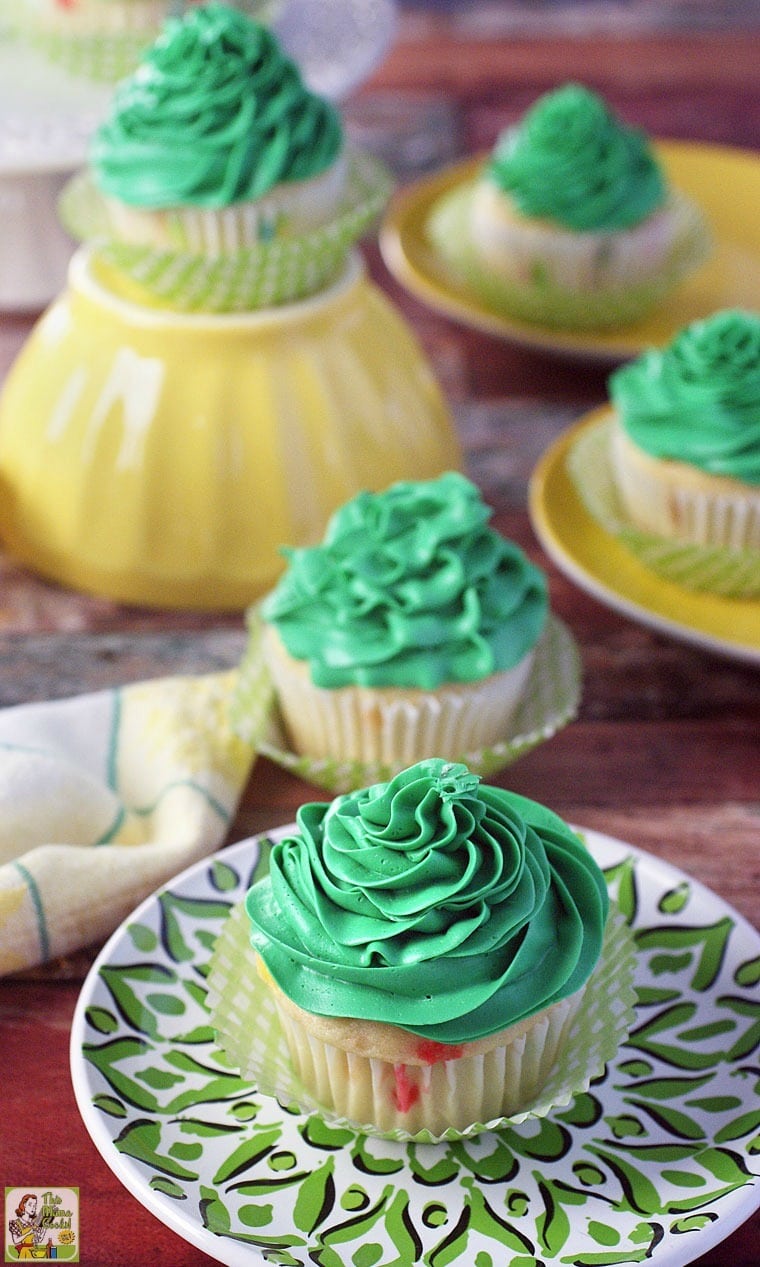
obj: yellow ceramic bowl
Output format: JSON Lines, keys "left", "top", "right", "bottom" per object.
{"left": 0, "top": 248, "right": 461, "bottom": 609}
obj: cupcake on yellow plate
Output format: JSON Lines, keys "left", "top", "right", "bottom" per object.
{"left": 60, "top": 2, "right": 391, "bottom": 309}
{"left": 608, "top": 308, "right": 760, "bottom": 551}
{"left": 255, "top": 471, "right": 549, "bottom": 767}
{"left": 241, "top": 758, "right": 611, "bottom": 1136}
{"left": 429, "top": 82, "right": 709, "bottom": 331}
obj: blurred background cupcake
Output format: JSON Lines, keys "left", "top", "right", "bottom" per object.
{"left": 429, "top": 82, "right": 710, "bottom": 331}
{"left": 60, "top": 1, "right": 392, "bottom": 309}
{"left": 90, "top": 3, "right": 345, "bottom": 251}
{"left": 13, "top": 0, "right": 279, "bottom": 83}
{"left": 244, "top": 472, "right": 551, "bottom": 768}
{"left": 608, "top": 308, "right": 760, "bottom": 551}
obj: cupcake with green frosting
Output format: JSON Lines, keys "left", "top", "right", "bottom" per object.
{"left": 429, "top": 82, "right": 709, "bottom": 330}
{"left": 242, "top": 758, "right": 611, "bottom": 1135}
{"left": 254, "top": 471, "right": 550, "bottom": 769}
{"left": 608, "top": 308, "right": 760, "bottom": 551}
{"left": 60, "top": 3, "right": 391, "bottom": 308}
{"left": 89, "top": 2, "right": 346, "bottom": 251}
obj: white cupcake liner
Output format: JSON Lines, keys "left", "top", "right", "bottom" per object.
{"left": 428, "top": 180, "right": 710, "bottom": 331}
{"left": 274, "top": 989, "right": 583, "bottom": 1137}
{"left": 101, "top": 154, "right": 349, "bottom": 254}
{"left": 569, "top": 415, "right": 760, "bottom": 597}
{"left": 470, "top": 184, "right": 705, "bottom": 292}
{"left": 231, "top": 609, "right": 581, "bottom": 793}
{"left": 609, "top": 419, "right": 760, "bottom": 552}
{"left": 261, "top": 621, "right": 536, "bottom": 767}
{"left": 59, "top": 149, "right": 393, "bottom": 312}
{"left": 206, "top": 899, "right": 636, "bottom": 1143}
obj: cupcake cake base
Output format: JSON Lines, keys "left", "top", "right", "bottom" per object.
{"left": 232, "top": 610, "right": 581, "bottom": 792}
{"left": 428, "top": 179, "right": 709, "bottom": 332}
{"left": 207, "top": 898, "right": 636, "bottom": 1143}
{"left": 568, "top": 412, "right": 760, "bottom": 598}
{"left": 261, "top": 622, "right": 537, "bottom": 768}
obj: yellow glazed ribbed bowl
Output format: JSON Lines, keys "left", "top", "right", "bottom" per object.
{"left": 0, "top": 248, "right": 461, "bottom": 608}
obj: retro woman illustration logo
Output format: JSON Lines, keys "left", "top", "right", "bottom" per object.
{"left": 4, "top": 1189, "right": 79, "bottom": 1263}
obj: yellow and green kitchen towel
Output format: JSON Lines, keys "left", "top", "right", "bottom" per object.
{"left": 0, "top": 671, "right": 255, "bottom": 975}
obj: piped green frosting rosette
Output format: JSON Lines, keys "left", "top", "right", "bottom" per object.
{"left": 611, "top": 308, "right": 760, "bottom": 484}
{"left": 487, "top": 82, "right": 665, "bottom": 232}
{"left": 60, "top": 4, "right": 392, "bottom": 311}
{"left": 231, "top": 473, "right": 581, "bottom": 791}
{"left": 247, "top": 759, "right": 609, "bottom": 1041}
{"left": 90, "top": 5, "right": 342, "bottom": 211}
{"left": 261, "top": 471, "right": 549, "bottom": 689}
{"left": 569, "top": 310, "right": 760, "bottom": 596}
{"left": 207, "top": 763, "right": 635, "bottom": 1141}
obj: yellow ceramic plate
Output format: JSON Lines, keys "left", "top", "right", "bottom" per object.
{"left": 380, "top": 141, "right": 760, "bottom": 362}
{"left": 528, "top": 410, "right": 760, "bottom": 665}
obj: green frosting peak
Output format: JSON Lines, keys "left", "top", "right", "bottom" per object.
{"left": 487, "top": 82, "right": 666, "bottom": 231}
{"left": 261, "top": 472, "right": 548, "bottom": 688}
{"left": 246, "top": 759, "right": 609, "bottom": 1043}
{"left": 90, "top": 2, "right": 343, "bottom": 209}
{"left": 610, "top": 309, "right": 760, "bottom": 484}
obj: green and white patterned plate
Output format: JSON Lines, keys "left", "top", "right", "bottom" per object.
{"left": 70, "top": 829, "right": 760, "bottom": 1267}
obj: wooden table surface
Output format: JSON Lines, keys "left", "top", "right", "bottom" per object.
{"left": 1, "top": 8, "right": 759, "bottom": 1265}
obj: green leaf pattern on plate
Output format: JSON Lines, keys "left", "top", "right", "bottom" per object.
{"left": 79, "top": 832, "right": 760, "bottom": 1266}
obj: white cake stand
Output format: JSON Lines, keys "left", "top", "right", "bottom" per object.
{"left": 0, "top": 35, "right": 110, "bottom": 310}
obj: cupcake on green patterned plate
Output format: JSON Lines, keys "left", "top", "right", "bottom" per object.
{"left": 207, "top": 757, "right": 634, "bottom": 1139}
{"left": 428, "top": 82, "right": 709, "bottom": 331}
{"left": 59, "top": 2, "right": 392, "bottom": 309}
{"left": 231, "top": 471, "right": 581, "bottom": 789}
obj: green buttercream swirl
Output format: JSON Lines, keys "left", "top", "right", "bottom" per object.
{"left": 246, "top": 759, "right": 609, "bottom": 1043}
{"left": 610, "top": 309, "right": 760, "bottom": 485}
{"left": 261, "top": 472, "right": 548, "bottom": 688}
{"left": 90, "top": 2, "right": 343, "bottom": 209}
{"left": 487, "top": 82, "right": 666, "bottom": 231}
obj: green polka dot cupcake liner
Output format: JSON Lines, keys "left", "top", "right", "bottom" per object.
{"left": 15, "top": 1, "right": 284, "bottom": 83}
{"left": 206, "top": 898, "right": 636, "bottom": 1144}
{"left": 568, "top": 415, "right": 760, "bottom": 598}
{"left": 15, "top": 0, "right": 171, "bottom": 83}
{"left": 59, "top": 150, "right": 393, "bottom": 312}
{"left": 229, "top": 607, "right": 582, "bottom": 795}
{"left": 25, "top": 30, "right": 157, "bottom": 82}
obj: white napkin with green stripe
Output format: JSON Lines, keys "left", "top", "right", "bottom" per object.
{"left": 0, "top": 671, "right": 255, "bottom": 976}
